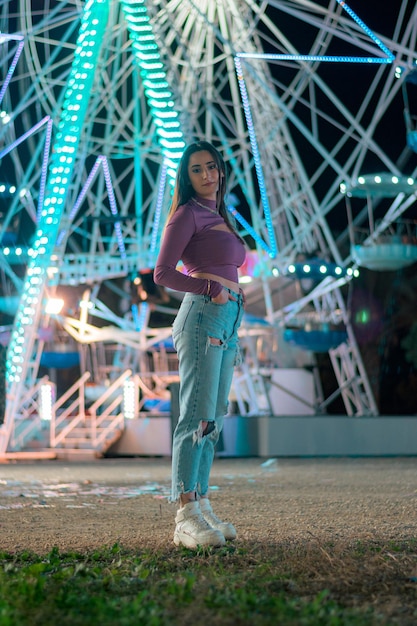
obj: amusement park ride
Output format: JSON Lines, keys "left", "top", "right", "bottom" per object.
{"left": 0, "top": 0, "right": 416, "bottom": 458}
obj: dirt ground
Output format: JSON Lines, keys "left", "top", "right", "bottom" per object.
{"left": 0, "top": 455, "right": 416, "bottom": 554}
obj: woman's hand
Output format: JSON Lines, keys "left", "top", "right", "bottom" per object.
{"left": 211, "top": 288, "right": 232, "bottom": 305}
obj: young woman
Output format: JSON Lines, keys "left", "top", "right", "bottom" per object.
{"left": 154, "top": 141, "right": 246, "bottom": 549}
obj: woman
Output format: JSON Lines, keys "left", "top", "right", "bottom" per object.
{"left": 154, "top": 141, "right": 246, "bottom": 549}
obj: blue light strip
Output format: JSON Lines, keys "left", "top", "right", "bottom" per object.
{"left": 0, "top": 115, "right": 50, "bottom": 160}
{"left": 237, "top": 53, "right": 393, "bottom": 64}
{"left": 36, "top": 118, "right": 54, "bottom": 224}
{"left": 0, "top": 36, "right": 25, "bottom": 106}
{"left": 228, "top": 206, "right": 272, "bottom": 255}
{"left": 336, "top": 0, "right": 395, "bottom": 62}
{"left": 57, "top": 155, "right": 127, "bottom": 261}
{"left": 234, "top": 57, "right": 278, "bottom": 258}
{"left": 237, "top": 0, "right": 394, "bottom": 65}
{"left": 234, "top": 0, "right": 395, "bottom": 259}
{"left": 131, "top": 301, "right": 149, "bottom": 331}
{"left": 59, "top": 156, "right": 103, "bottom": 243}
{"left": 101, "top": 156, "right": 127, "bottom": 260}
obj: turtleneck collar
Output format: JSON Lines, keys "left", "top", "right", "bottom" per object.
{"left": 192, "top": 195, "right": 218, "bottom": 212}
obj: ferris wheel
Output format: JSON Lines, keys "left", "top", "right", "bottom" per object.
{"left": 0, "top": 0, "right": 416, "bottom": 453}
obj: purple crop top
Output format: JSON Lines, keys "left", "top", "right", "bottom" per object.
{"left": 154, "top": 196, "right": 246, "bottom": 298}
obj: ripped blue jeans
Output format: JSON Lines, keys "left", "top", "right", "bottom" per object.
{"left": 171, "top": 290, "right": 244, "bottom": 502}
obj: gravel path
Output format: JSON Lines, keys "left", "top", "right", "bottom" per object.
{"left": 0, "top": 456, "right": 416, "bottom": 554}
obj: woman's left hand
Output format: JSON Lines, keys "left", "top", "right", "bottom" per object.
{"left": 211, "top": 288, "right": 234, "bottom": 305}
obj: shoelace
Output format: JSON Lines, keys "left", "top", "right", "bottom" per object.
{"left": 202, "top": 511, "right": 222, "bottom": 524}
{"left": 182, "top": 513, "right": 212, "bottom": 531}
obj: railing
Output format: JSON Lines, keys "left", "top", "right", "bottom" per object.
{"left": 52, "top": 253, "right": 138, "bottom": 285}
{"left": 354, "top": 219, "right": 417, "bottom": 246}
{"left": 86, "top": 370, "right": 131, "bottom": 448}
{"left": 6, "top": 376, "right": 49, "bottom": 452}
{"left": 50, "top": 371, "right": 91, "bottom": 447}
{"left": 50, "top": 370, "right": 130, "bottom": 452}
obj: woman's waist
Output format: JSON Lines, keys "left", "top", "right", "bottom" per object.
{"left": 191, "top": 272, "right": 240, "bottom": 293}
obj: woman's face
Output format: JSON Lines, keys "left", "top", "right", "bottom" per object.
{"left": 187, "top": 150, "right": 221, "bottom": 201}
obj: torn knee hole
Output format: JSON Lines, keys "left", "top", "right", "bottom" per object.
{"left": 209, "top": 336, "right": 222, "bottom": 346}
{"left": 193, "top": 420, "right": 216, "bottom": 445}
{"left": 202, "top": 420, "right": 216, "bottom": 436}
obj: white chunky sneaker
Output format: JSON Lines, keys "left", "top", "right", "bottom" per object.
{"left": 199, "top": 498, "right": 237, "bottom": 540}
{"left": 174, "top": 501, "right": 226, "bottom": 549}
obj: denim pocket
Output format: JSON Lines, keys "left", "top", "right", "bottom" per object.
{"left": 209, "top": 299, "right": 228, "bottom": 307}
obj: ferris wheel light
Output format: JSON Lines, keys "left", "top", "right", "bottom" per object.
{"left": 123, "top": 379, "right": 137, "bottom": 420}
{"left": 0, "top": 0, "right": 406, "bottom": 438}
{"left": 149, "top": 99, "right": 171, "bottom": 109}
{"left": 157, "top": 128, "right": 183, "bottom": 139}
{"left": 5, "top": 0, "right": 110, "bottom": 386}
{"left": 344, "top": 173, "right": 417, "bottom": 197}
{"left": 79, "top": 299, "right": 94, "bottom": 310}
{"left": 146, "top": 88, "right": 171, "bottom": 99}
{"left": 153, "top": 111, "right": 179, "bottom": 120}
{"left": 283, "top": 259, "right": 353, "bottom": 280}
{"left": 122, "top": 0, "right": 186, "bottom": 181}
{"left": 159, "top": 138, "right": 185, "bottom": 150}
{"left": 39, "top": 383, "right": 54, "bottom": 421}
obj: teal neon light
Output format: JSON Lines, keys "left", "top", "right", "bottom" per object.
{"left": 120, "top": 0, "right": 185, "bottom": 182}
{"left": 6, "top": 0, "right": 110, "bottom": 385}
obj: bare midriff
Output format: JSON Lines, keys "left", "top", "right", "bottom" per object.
{"left": 191, "top": 272, "right": 240, "bottom": 294}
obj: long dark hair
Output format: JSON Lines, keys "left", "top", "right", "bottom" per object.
{"left": 165, "top": 141, "right": 241, "bottom": 237}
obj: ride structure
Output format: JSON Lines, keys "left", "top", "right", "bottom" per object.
{"left": 0, "top": 0, "right": 416, "bottom": 457}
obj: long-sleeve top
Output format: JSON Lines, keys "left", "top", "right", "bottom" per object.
{"left": 154, "top": 196, "right": 246, "bottom": 298}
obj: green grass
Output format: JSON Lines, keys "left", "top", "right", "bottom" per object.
{"left": 1, "top": 540, "right": 416, "bottom": 625}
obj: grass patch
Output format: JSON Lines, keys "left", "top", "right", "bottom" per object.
{"left": 1, "top": 539, "right": 417, "bottom": 625}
